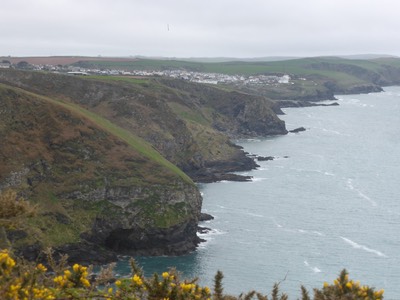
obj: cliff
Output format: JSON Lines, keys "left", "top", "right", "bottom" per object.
{"left": 0, "top": 69, "right": 288, "bottom": 262}
{"left": 0, "top": 70, "right": 287, "bottom": 182}
{"left": 0, "top": 83, "right": 201, "bottom": 263}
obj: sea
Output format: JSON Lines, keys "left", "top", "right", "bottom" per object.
{"left": 115, "top": 86, "right": 400, "bottom": 299}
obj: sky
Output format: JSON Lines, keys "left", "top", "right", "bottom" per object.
{"left": 1, "top": 0, "right": 399, "bottom": 58}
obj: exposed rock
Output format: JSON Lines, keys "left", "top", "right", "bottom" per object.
{"left": 257, "top": 156, "right": 274, "bottom": 161}
{"left": 289, "top": 127, "right": 306, "bottom": 133}
{"left": 275, "top": 100, "right": 339, "bottom": 108}
{"left": 199, "top": 213, "right": 214, "bottom": 221}
{"left": 197, "top": 226, "right": 212, "bottom": 234}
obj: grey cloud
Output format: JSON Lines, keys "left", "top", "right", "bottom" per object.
{"left": 1, "top": 0, "right": 399, "bottom": 57}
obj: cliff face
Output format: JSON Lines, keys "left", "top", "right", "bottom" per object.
{"left": 0, "top": 84, "right": 201, "bottom": 263}
{"left": 0, "top": 69, "right": 289, "bottom": 262}
{"left": 0, "top": 70, "right": 287, "bottom": 181}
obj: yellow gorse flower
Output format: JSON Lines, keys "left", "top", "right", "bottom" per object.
{"left": 0, "top": 250, "right": 16, "bottom": 275}
{"left": 132, "top": 274, "right": 143, "bottom": 285}
{"left": 36, "top": 263, "right": 47, "bottom": 272}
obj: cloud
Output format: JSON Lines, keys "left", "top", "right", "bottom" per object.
{"left": 1, "top": 0, "right": 399, "bottom": 57}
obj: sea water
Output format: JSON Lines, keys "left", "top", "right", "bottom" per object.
{"left": 115, "top": 87, "right": 400, "bottom": 299}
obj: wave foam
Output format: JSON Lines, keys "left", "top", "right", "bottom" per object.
{"left": 340, "top": 236, "right": 387, "bottom": 258}
{"left": 346, "top": 179, "right": 377, "bottom": 206}
{"left": 304, "top": 261, "right": 322, "bottom": 273}
{"left": 247, "top": 212, "right": 264, "bottom": 218}
{"left": 251, "top": 177, "right": 267, "bottom": 182}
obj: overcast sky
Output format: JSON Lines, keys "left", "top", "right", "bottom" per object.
{"left": 1, "top": 0, "right": 399, "bottom": 58}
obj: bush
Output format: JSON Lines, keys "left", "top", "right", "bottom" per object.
{"left": 0, "top": 249, "right": 385, "bottom": 300}
{"left": 0, "top": 190, "right": 36, "bottom": 229}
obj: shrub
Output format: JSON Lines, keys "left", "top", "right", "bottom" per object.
{"left": 0, "top": 190, "right": 36, "bottom": 229}
{"left": 0, "top": 249, "right": 385, "bottom": 300}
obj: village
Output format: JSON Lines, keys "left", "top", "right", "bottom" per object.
{"left": 0, "top": 59, "right": 292, "bottom": 86}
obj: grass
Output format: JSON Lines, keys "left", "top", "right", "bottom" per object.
{"left": 75, "top": 56, "right": 400, "bottom": 84}
{"left": 0, "top": 83, "right": 193, "bottom": 185}
{"left": 85, "top": 75, "right": 150, "bottom": 85}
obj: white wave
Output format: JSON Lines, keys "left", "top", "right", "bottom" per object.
{"left": 340, "top": 236, "right": 387, "bottom": 258}
{"left": 313, "top": 267, "right": 322, "bottom": 273}
{"left": 251, "top": 177, "right": 267, "bottom": 182}
{"left": 321, "top": 128, "right": 343, "bottom": 135}
{"left": 272, "top": 218, "right": 283, "bottom": 228}
{"left": 346, "top": 179, "right": 377, "bottom": 207}
{"left": 247, "top": 212, "right": 264, "bottom": 218}
{"left": 297, "top": 229, "right": 325, "bottom": 237}
{"left": 197, "top": 228, "right": 227, "bottom": 246}
{"left": 256, "top": 167, "right": 268, "bottom": 171}
{"left": 304, "top": 261, "right": 322, "bottom": 273}
{"left": 312, "top": 231, "right": 325, "bottom": 236}
{"left": 324, "top": 172, "right": 335, "bottom": 176}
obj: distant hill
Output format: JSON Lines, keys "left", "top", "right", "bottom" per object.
{"left": 0, "top": 56, "right": 138, "bottom": 65}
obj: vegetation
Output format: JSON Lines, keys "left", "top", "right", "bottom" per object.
{"left": 0, "top": 249, "right": 385, "bottom": 300}
{"left": 0, "top": 83, "right": 193, "bottom": 185}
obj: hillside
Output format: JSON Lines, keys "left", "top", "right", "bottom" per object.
{"left": 72, "top": 56, "right": 400, "bottom": 102}
{"left": 0, "top": 69, "right": 289, "bottom": 262}
{"left": 0, "top": 69, "right": 286, "bottom": 182}
{"left": 0, "top": 82, "right": 202, "bottom": 263}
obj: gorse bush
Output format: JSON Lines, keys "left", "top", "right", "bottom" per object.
{"left": 0, "top": 189, "right": 36, "bottom": 228}
{"left": 0, "top": 249, "right": 385, "bottom": 300}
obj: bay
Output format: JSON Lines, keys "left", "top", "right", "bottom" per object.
{"left": 116, "top": 87, "right": 400, "bottom": 299}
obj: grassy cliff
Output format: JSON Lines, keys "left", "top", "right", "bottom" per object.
{"left": 0, "top": 82, "right": 201, "bottom": 261}
{"left": 0, "top": 69, "right": 286, "bottom": 181}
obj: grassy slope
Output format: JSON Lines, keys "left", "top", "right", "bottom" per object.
{"left": 0, "top": 83, "right": 193, "bottom": 185}
{"left": 74, "top": 56, "right": 386, "bottom": 74}
{"left": 84, "top": 75, "right": 246, "bottom": 163}
{"left": 0, "top": 82, "right": 196, "bottom": 247}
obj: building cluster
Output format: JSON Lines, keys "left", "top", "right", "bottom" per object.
{"left": 3, "top": 61, "right": 292, "bottom": 86}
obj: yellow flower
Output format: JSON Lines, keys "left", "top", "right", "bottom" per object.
{"left": 346, "top": 282, "right": 352, "bottom": 289}
{"left": 80, "top": 277, "right": 91, "bottom": 287}
{"left": 333, "top": 279, "right": 339, "bottom": 286}
{"left": 162, "top": 271, "right": 169, "bottom": 279}
{"left": 115, "top": 280, "right": 122, "bottom": 286}
{"left": 73, "top": 264, "right": 80, "bottom": 272}
{"left": 37, "top": 263, "right": 47, "bottom": 272}
{"left": 204, "top": 286, "right": 211, "bottom": 295}
{"left": 132, "top": 274, "right": 143, "bottom": 285}
{"left": 108, "top": 287, "right": 113, "bottom": 294}
{"left": 323, "top": 282, "right": 329, "bottom": 288}
{"left": 63, "top": 270, "right": 71, "bottom": 278}
{"left": 180, "top": 282, "right": 195, "bottom": 292}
